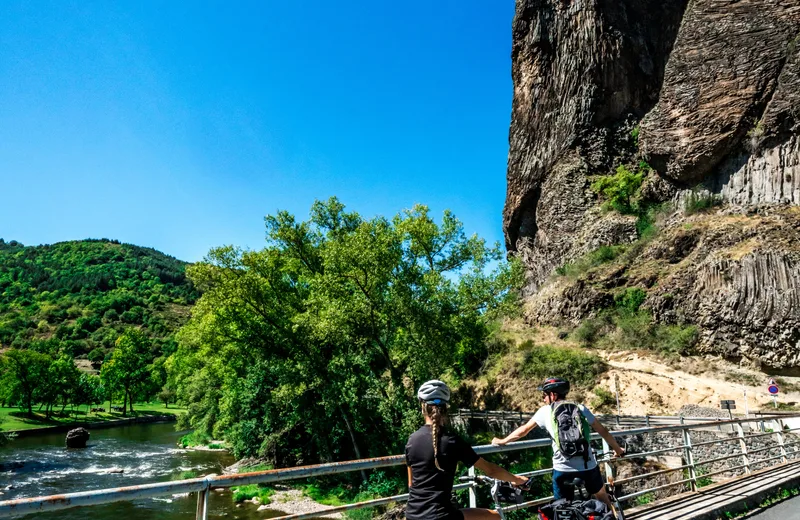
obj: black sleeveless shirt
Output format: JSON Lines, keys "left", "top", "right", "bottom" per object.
{"left": 404, "top": 425, "right": 479, "bottom": 519}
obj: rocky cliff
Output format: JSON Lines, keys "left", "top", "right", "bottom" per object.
{"left": 504, "top": 0, "right": 800, "bottom": 368}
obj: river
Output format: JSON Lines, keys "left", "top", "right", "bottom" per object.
{"left": 0, "top": 422, "right": 287, "bottom": 520}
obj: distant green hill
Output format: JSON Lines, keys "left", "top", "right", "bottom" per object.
{"left": 0, "top": 238, "right": 198, "bottom": 362}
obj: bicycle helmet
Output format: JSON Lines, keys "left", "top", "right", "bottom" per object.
{"left": 537, "top": 377, "right": 570, "bottom": 396}
{"left": 417, "top": 380, "right": 451, "bottom": 405}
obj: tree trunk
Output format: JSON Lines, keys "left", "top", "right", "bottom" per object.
{"left": 122, "top": 392, "right": 128, "bottom": 417}
{"left": 340, "top": 406, "right": 367, "bottom": 483}
{"left": 128, "top": 391, "right": 134, "bottom": 414}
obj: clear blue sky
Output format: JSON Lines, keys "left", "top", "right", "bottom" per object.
{"left": 0, "top": 1, "right": 515, "bottom": 262}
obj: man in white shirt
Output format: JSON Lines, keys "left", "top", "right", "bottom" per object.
{"left": 491, "top": 377, "right": 624, "bottom": 509}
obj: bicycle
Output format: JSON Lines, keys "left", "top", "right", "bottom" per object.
{"left": 537, "top": 477, "right": 625, "bottom": 520}
{"left": 458, "top": 474, "right": 526, "bottom": 520}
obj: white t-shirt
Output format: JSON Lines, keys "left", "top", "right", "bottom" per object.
{"left": 532, "top": 402, "right": 597, "bottom": 472}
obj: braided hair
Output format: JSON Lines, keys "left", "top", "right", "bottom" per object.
{"left": 423, "top": 401, "right": 448, "bottom": 471}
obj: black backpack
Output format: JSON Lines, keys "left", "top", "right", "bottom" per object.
{"left": 550, "top": 401, "right": 592, "bottom": 468}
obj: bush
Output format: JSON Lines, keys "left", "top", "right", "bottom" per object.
{"left": 684, "top": 189, "right": 722, "bottom": 215}
{"left": 590, "top": 387, "right": 616, "bottom": 413}
{"left": 590, "top": 163, "right": 650, "bottom": 215}
{"left": 614, "top": 288, "right": 647, "bottom": 314}
{"left": 572, "top": 316, "right": 612, "bottom": 345}
{"left": 87, "top": 348, "right": 106, "bottom": 364}
{"left": 179, "top": 430, "right": 211, "bottom": 448}
{"left": 518, "top": 341, "right": 607, "bottom": 389}
{"left": 573, "top": 308, "right": 698, "bottom": 358}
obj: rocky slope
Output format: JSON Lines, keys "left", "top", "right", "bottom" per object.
{"left": 504, "top": 0, "right": 800, "bottom": 368}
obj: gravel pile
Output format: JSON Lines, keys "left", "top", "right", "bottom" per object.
{"left": 678, "top": 404, "right": 730, "bottom": 419}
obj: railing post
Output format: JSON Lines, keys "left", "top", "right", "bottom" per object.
{"left": 774, "top": 419, "right": 787, "bottom": 464}
{"left": 682, "top": 427, "right": 697, "bottom": 492}
{"left": 736, "top": 423, "right": 751, "bottom": 474}
{"left": 468, "top": 465, "right": 477, "bottom": 508}
{"left": 646, "top": 415, "right": 651, "bottom": 427}
{"left": 195, "top": 487, "right": 209, "bottom": 520}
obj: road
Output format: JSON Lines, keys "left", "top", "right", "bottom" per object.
{"left": 746, "top": 493, "right": 800, "bottom": 520}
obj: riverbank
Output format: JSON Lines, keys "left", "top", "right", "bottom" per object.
{"left": 2, "top": 403, "right": 183, "bottom": 436}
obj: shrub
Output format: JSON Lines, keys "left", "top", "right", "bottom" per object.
{"left": 614, "top": 288, "right": 647, "bottom": 314}
{"left": 518, "top": 341, "right": 607, "bottom": 389}
{"left": 573, "top": 308, "right": 698, "bottom": 358}
{"left": 684, "top": 189, "right": 722, "bottom": 215}
{"left": 590, "top": 163, "right": 649, "bottom": 215}
{"left": 179, "top": 430, "right": 211, "bottom": 448}
{"left": 653, "top": 324, "right": 698, "bottom": 357}
{"left": 590, "top": 387, "right": 616, "bottom": 413}
{"left": 572, "top": 315, "right": 612, "bottom": 345}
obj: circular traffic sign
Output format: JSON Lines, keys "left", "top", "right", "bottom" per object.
{"left": 768, "top": 385, "right": 779, "bottom": 394}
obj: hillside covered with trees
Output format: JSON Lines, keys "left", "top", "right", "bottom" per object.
{"left": 0, "top": 239, "right": 198, "bottom": 416}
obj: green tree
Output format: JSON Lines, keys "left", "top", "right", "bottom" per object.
{"left": 44, "top": 354, "right": 81, "bottom": 417}
{"left": 101, "top": 329, "right": 152, "bottom": 416}
{"left": 169, "top": 198, "right": 521, "bottom": 465}
{"left": 1, "top": 349, "right": 52, "bottom": 416}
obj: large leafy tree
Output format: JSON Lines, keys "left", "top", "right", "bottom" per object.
{"left": 170, "top": 198, "right": 521, "bottom": 465}
{"left": 1, "top": 349, "right": 52, "bottom": 416}
{"left": 101, "top": 329, "right": 152, "bottom": 416}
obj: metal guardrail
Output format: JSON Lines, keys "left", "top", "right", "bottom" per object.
{"left": 2, "top": 414, "right": 800, "bottom": 519}
{"left": 452, "top": 409, "right": 787, "bottom": 429}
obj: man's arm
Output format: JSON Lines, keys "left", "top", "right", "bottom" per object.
{"left": 591, "top": 420, "right": 625, "bottom": 457}
{"left": 491, "top": 417, "right": 538, "bottom": 445}
{"left": 473, "top": 458, "right": 528, "bottom": 487}
{"left": 407, "top": 466, "right": 412, "bottom": 488}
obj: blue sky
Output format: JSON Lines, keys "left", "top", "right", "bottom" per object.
{"left": 0, "top": 1, "right": 515, "bottom": 262}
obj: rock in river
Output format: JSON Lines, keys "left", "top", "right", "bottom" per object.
{"left": 65, "top": 428, "right": 90, "bottom": 448}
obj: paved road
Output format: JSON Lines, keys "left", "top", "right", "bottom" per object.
{"left": 746, "top": 493, "right": 800, "bottom": 520}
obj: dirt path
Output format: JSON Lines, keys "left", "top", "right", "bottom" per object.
{"left": 598, "top": 350, "right": 800, "bottom": 415}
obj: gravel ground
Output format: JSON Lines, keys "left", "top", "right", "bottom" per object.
{"left": 267, "top": 488, "right": 343, "bottom": 518}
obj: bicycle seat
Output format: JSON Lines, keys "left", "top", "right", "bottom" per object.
{"left": 563, "top": 477, "right": 584, "bottom": 488}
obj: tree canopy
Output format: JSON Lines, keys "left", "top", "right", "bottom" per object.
{"left": 169, "top": 198, "right": 522, "bottom": 465}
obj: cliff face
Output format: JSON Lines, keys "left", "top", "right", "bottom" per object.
{"left": 505, "top": 0, "right": 800, "bottom": 368}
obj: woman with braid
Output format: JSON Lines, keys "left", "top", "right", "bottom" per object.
{"left": 405, "top": 380, "right": 530, "bottom": 520}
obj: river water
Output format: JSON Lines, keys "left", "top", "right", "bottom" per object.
{"left": 0, "top": 422, "right": 284, "bottom": 520}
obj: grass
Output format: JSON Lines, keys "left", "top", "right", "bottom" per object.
{"left": 716, "top": 485, "right": 800, "bottom": 519}
{"left": 555, "top": 245, "right": 627, "bottom": 278}
{"left": 232, "top": 484, "right": 276, "bottom": 504}
{"left": 0, "top": 402, "right": 182, "bottom": 431}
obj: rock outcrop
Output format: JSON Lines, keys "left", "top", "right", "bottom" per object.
{"left": 65, "top": 428, "right": 90, "bottom": 449}
{"left": 505, "top": 0, "right": 800, "bottom": 367}
{"left": 504, "top": 0, "right": 690, "bottom": 285}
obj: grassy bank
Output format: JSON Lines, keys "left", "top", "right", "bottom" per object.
{"left": 1, "top": 402, "right": 183, "bottom": 431}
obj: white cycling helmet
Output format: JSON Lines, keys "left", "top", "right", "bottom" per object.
{"left": 417, "top": 380, "right": 451, "bottom": 405}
